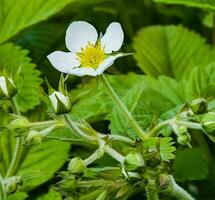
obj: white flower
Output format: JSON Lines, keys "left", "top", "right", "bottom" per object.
{"left": 49, "top": 91, "right": 71, "bottom": 114}
{"left": 47, "top": 21, "right": 124, "bottom": 76}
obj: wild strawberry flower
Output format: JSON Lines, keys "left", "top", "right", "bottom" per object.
{"left": 47, "top": 21, "right": 124, "bottom": 76}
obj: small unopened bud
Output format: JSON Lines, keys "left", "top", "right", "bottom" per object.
{"left": 177, "top": 134, "right": 191, "bottom": 146}
{"left": 7, "top": 116, "right": 29, "bottom": 130}
{"left": 25, "top": 130, "right": 43, "bottom": 145}
{"left": 146, "top": 153, "right": 161, "bottom": 168}
{"left": 156, "top": 174, "right": 170, "bottom": 190}
{"left": 68, "top": 157, "right": 86, "bottom": 174}
{"left": 190, "top": 98, "right": 207, "bottom": 114}
{"left": 202, "top": 112, "right": 215, "bottom": 135}
{"left": 125, "top": 152, "right": 144, "bottom": 170}
{"left": 5, "top": 176, "right": 22, "bottom": 194}
{"left": 0, "top": 76, "right": 17, "bottom": 99}
{"left": 49, "top": 91, "right": 71, "bottom": 115}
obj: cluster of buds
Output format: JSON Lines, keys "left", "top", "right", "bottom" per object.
{"left": 0, "top": 75, "right": 16, "bottom": 100}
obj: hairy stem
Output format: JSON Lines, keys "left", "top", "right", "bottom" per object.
{"left": 148, "top": 119, "right": 172, "bottom": 137}
{"left": 100, "top": 74, "right": 147, "bottom": 140}
{"left": 0, "top": 174, "right": 6, "bottom": 200}
{"left": 5, "top": 99, "right": 24, "bottom": 179}
{"left": 168, "top": 175, "right": 195, "bottom": 200}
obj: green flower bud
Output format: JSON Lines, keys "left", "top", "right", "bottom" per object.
{"left": 190, "top": 98, "right": 207, "bottom": 114}
{"left": 156, "top": 174, "right": 170, "bottom": 190}
{"left": 125, "top": 152, "right": 144, "bottom": 170}
{"left": 178, "top": 125, "right": 188, "bottom": 136}
{"left": 58, "top": 176, "right": 77, "bottom": 192}
{"left": 7, "top": 116, "right": 29, "bottom": 130}
{"left": 68, "top": 157, "right": 86, "bottom": 174}
{"left": 25, "top": 130, "right": 43, "bottom": 145}
{"left": 0, "top": 76, "right": 17, "bottom": 99}
{"left": 5, "top": 176, "right": 22, "bottom": 194}
{"left": 49, "top": 91, "right": 71, "bottom": 115}
{"left": 177, "top": 134, "right": 191, "bottom": 146}
{"left": 202, "top": 112, "right": 215, "bottom": 135}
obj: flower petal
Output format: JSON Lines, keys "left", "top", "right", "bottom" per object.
{"left": 101, "top": 22, "right": 124, "bottom": 54}
{"left": 47, "top": 51, "right": 80, "bottom": 73}
{"left": 96, "top": 53, "right": 124, "bottom": 75}
{"left": 67, "top": 67, "right": 97, "bottom": 77}
{"left": 66, "top": 21, "right": 98, "bottom": 53}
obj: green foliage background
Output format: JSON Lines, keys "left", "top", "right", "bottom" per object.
{"left": 1, "top": 0, "right": 215, "bottom": 199}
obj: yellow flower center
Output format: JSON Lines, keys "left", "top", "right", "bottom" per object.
{"left": 77, "top": 42, "right": 105, "bottom": 69}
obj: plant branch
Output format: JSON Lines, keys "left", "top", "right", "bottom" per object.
{"left": 0, "top": 174, "right": 6, "bottom": 200}
{"left": 168, "top": 175, "right": 195, "bottom": 200}
{"left": 100, "top": 74, "right": 147, "bottom": 140}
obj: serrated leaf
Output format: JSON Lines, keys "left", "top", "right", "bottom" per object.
{"left": 109, "top": 84, "right": 175, "bottom": 139}
{"left": 0, "top": 43, "right": 42, "bottom": 112}
{"left": 187, "top": 62, "right": 215, "bottom": 99}
{"left": 133, "top": 25, "right": 215, "bottom": 80}
{"left": 173, "top": 148, "right": 208, "bottom": 181}
{"left": 70, "top": 74, "right": 146, "bottom": 122}
{"left": 154, "top": 0, "right": 215, "bottom": 11}
{"left": 144, "top": 137, "right": 176, "bottom": 161}
{"left": 18, "top": 140, "right": 70, "bottom": 191}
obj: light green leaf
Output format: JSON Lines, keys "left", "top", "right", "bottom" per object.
{"left": 70, "top": 74, "right": 146, "bottom": 122}
{"left": 8, "top": 192, "right": 28, "bottom": 200}
{"left": 18, "top": 140, "right": 70, "bottom": 191}
{"left": 133, "top": 25, "right": 215, "bottom": 80}
{"left": 154, "top": 0, "right": 215, "bottom": 11}
{"left": 187, "top": 62, "right": 215, "bottom": 99}
{"left": 144, "top": 137, "right": 176, "bottom": 161}
{"left": 0, "top": 43, "right": 42, "bottom": 112}
{"left": 173, "top": 147, "right": 208, "bottom": 181}
{"left": 109, "top": 84, "right": 175, "bottom": 138}
{"left": 0, "top": 0, "right": 77, "bottom": 43}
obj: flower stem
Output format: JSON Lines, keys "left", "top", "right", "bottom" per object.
{"left": 0, "top": 174, "right": 6, "bottom": 200}
{"left": 100, "top": 74, "right": 147, "bottom": 140}
{"left": 168, "top": 175, "right": 195, "bottom": 200}
{"left": 5, "top": 99, "right": 24, "bottom": 179}
{"left": 63, "top": 114, "right": 96, "bottom": 143}
{"left": 148, "top": 119, "right": 173, "bottom": 137}
{"left": 103, "top": 145, "right": 125, "bottom": 164}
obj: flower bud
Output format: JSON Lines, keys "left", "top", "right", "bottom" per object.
{"left": 7, "top": 116, "right": 29, "bottom": 130}
{"left": 0, "top": 76, "right": 17, "bottom": 99}
{"left": 125, "top": 152, "right": 144, "bottom": 170}
{"left": 190, "top": 98, "right": 207, "bottom": 114}
{"left": 49, "top": 91, "right": 71, "bottom": 115}
{"left": 146, "top": 153, "right": 161, "bottom": 168}
{"left": 177, "top": 134, "right": 191, "bottom": 146}
{"left": 202, "top": 112, "right": 215, "bottom": 135}
{"left": 68, "top": 157, "right": 86, "bottom": 174}
{"left": 25, "top": 130, "right": 43, "bottom": 145}
{"left": 5, "top": 176, "right": 22, "bottom": 194}
{"left": 156, "top": 174, "right": 170, "bottom": 190}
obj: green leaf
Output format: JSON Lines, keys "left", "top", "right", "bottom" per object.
{"left": 70, "top": 74, "right": 146, "bottom": 122}
{"left": 144, "top": 137, "right": 176, "bottom": 161}
{"left": 187, "top": 62, "right": 215, "bottom": 99}
{"left": 8, "top": 192, "right": 28, "bottom": 200}
{"left": 133, "top": 25, "right": 215, "bottom": 80}
{"left": 154, "top": 0, "right": 215, "bottom": 11}
{"left": 18, "top": 140, "right": 70, "bottom": 191}
{"left": 0, "top": 43, "right": 42, "bottom": 112}
{"left": 36, "top": 189, "right": 62, "bottom": 200}
{"left": 0, "top": 0, "right": 78, "bottom": 43}
{"left": 173, "top": 147, "right": 208, "bottom": 181}
{"left": 109, "top": 84, "right": 175, "bottom": 138}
